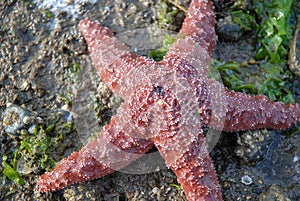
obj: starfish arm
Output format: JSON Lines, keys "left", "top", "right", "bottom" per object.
{"left": 222, "top": 89, "right": 300, "bottom": 131}
{"left": 161, "top": 0, "right": 215, "bottom": 77}
{"left": 79, "top": 19, "right": 156, "bottom": 99}
{"left": 179, "top": 0, "right": 216, "bottom": 56}
{"left": 37, "top": 103, "right": 154, "bottom": 192}
{"left": 163, "top": 0, "right": 216, "bottom": 64}
{"left": 154, "top": 132, "right": 222, "bottom": 201}
{"left": 206, "top": 79, "right": 300, "bottom": 132}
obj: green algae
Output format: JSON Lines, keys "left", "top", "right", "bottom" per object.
{"left": 2, "top": 156, "right": 25, "bottom": 186}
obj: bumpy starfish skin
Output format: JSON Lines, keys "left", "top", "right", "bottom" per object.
{"left": 37, "top": 0, "right": 300, "bottom": 200}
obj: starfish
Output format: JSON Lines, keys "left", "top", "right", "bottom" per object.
{"left": 37, "top": 0, "right": 300, "bottom": 200}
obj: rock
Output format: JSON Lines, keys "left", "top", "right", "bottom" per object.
{"left": 217, "top": 16, "right": 243, "bottom": 41}
{"left": 235, "top": 129, "right": 273, "bottom": 164}
{"left": 2, "top": 104, "right": 31, "bottom": 135}
{"left": 258, "top": 185, "right": 291, "bottom": 201}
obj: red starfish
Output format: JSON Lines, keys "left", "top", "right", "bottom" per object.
{"left": 37, "top": 0, "right": 300, "bottom": 200}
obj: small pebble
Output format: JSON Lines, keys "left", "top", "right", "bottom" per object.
{"left": 248, "top": 59, "right": 256, "bottom": 65}
{"left": 65, "top": 0, "right": 74, "bottom": 5}
{"left": 28, "top": 125, "right": 37, "bottom": 134}
{"left": 23, "top": 116, "right": 31, "bottom": 124}
{"left": 293, "top": 156, "right": 299, "bottom": 163}
{"left": 20, "top": 80, "right": 30, "bottom": 91}
{"left": 151, "top": 187, "right": 159, "bottom": 194}
{"left": 241, "top": 175, "right": 253, "bottom": 185}
{"left": 61, "top": 104, "right": 71, "bottom": 111}
{"left": 241, "top": 61, "right": 248, "bottom": 67}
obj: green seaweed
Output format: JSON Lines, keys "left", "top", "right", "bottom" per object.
{"left": 157, "top": 1, "right": 179, "bottom": 28}
{"left": 232, "top": 0, "right": 294, "bottom": 51}
{"left": 169, "top": 183, "right": 182, "bottom": 190}
{"left": 253, "top": 0, "right": 293, "bottom": 63}
{"left": 216, "top": 0, "right": 295, "bottom": 103}
{"left": 44, "top": 10, "right": 54, "bottom": 19}
{"left": 18, "top": 125, "right": 58, "bottom": 169}
{"left": 66, "top": 61, "right": 83, "bottom": 85}
{"left": 149, "top": 34, "right": 176, "bottom": 61}
{"left": 209, "top": 59, "right": 294, "bottom": 104}
{"left": 231, "top": 10, "right": 257, "bottom": 31}
{"left": 58, "top": 93, "right": 73, "bottom": 106}
{"left": 70, "top": 62, "right": 82, "bottom": 74}
{"left": 1, "top": 114, "right": 72, "bottom": 192}
{"left": 2, "top": 156, "right": 24, "bottom": 186}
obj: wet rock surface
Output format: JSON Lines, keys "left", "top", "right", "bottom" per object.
{"left": 258, "top": 185, "right": 291, "bottom": 201}
{"left": 0, "top": 0, "right": 299, "bottom": 201}
{"left": 235, "top": 129, "right": 273, "bottom": 164}
{"left": 2, "top": 104, "right": 31, "bottom": 135}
